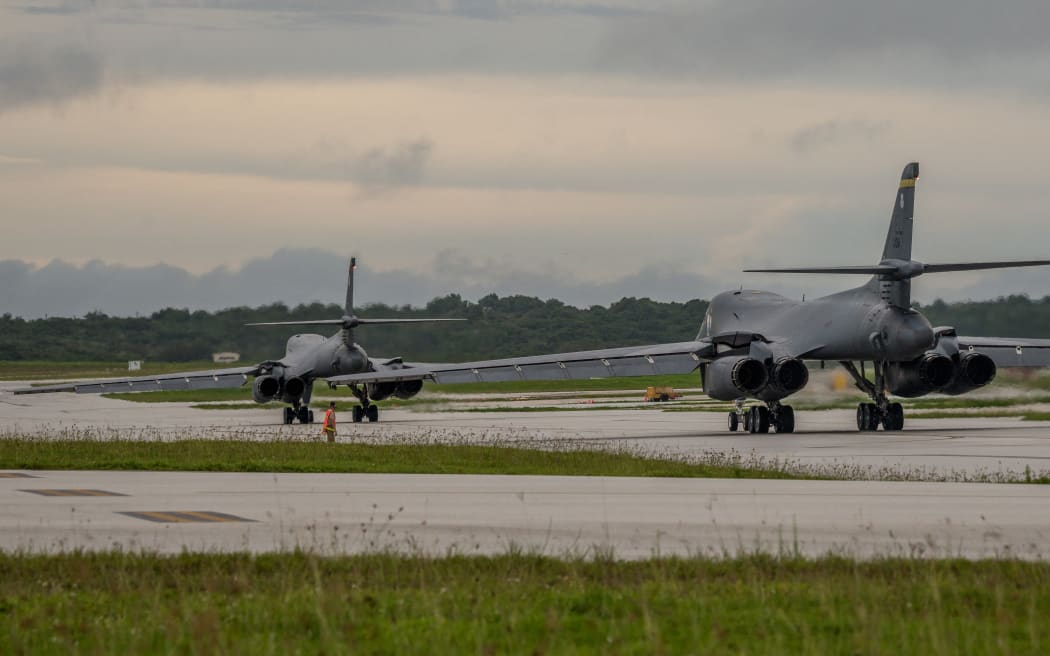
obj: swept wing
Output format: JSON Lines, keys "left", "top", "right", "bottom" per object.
{"left": 956, "top": 336, "right": 1050, "bottom": 368}
{"left": 12, "top": 365, "right": 262, "bottom": 395}
{"left": 327, "top": 340, "right": 723, "bottom": 386}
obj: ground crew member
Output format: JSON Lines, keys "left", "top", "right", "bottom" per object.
{"left": 322, "top": 401, "right": 337, "bottom": 442}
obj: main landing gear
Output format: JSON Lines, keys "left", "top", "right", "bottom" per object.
{"left": 283, "top": 404, "right": 315, "bottom": 425}
{"left": 348, "top": 384, "right": 380, "bottom": 423}
{"left": 728, "top": 400, "right": 795, "bottom": 434}
{"left": 840, "top": 361, "right": 904, "bottom": 431}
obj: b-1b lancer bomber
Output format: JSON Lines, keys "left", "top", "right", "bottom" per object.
{"left": 328, "top": 163, "right": 1050, "bottom": 433}
{"left": 14, "top": 259, "right": 462, "bottom": 425}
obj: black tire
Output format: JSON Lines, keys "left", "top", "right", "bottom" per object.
{"left": 296, "top": 407, "right": 309, "bottom": 424}
{"left": 856, "top": 403, "right": 867, "bottom": 431}
{"left": 352, "top": 406, "right": 364, "bottom": 423}
{"left": 283, "top": 407, "right": 294, "bottom": 425}
{"left": 884, "top": 402, "right": 904, "bottom": 431}
{"left": 755, "top": 406, "right": 770, "bottom": 434}
{"left": 867, "top": 403, "right": 881, "bottom": 431}
{"left": 366, "top": 405, "right": 379, "bottom": 422}
{"left": 743, "top": 408, "right": 752, "bottom": 432}
{"left": 308, "top": 410, "right": 315, "bottom": 424}
{"left": 776, "top": 405, "right": 795, "bottom": 434}
{"left": 728, "top": 412, "right": 739, "bottom": 432}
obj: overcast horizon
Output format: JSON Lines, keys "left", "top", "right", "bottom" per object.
{"left": 3, "top": 1, "right": 1050, "bottom": 319}
{"left": 4, "top": 247, "right": 1050, "bottom": 320}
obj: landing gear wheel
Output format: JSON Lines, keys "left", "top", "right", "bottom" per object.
{"left": 308, "top": 410, "right": 315, "bottom": 424}
{"left": 728, "top": 412, "right": 739, "bottom": 432}
{"left": 743, "top": 408, "right": 752, "bottom": 432}
{"left": 866, "top": 403, "right": 880, "bottom": 431}
{"left": 352, "top": 406, "right": 364, "bottom": 423}
{"left": 365, "top": 405, "right": 379, "bottom": 422}
{"left": 775, "top": 405, "right": 795, "bottom": 434}
{"left": 883, "top": 402, "right": 904, "bottom": 431}
{"left": 283, "top": 407, "right": 294, "bottom": 425}
{"left": 749, "top": 406, "right": 770, "bottom": 434}
{"left": 296, "top": 406, "right": 311, "bottom": 424}
{"left": 857, "top": 403, "right": 880, "bottom": 431}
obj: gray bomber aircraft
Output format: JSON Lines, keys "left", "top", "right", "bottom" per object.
{"left": 324, "top": 162, "right": 1050, "bottom": 433}
{"left": 14, "top": 259, "right": 462, "bottom": 425}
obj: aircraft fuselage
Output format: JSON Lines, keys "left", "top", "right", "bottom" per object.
{"left": 705, "top": 284, "right": 935, "bottom": 362}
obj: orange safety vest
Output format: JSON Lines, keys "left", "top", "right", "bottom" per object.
{"left": 322, "top": 408, "right": 336, "bottom": 433}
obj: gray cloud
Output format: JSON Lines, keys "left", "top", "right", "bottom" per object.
{"left": 349, "top": 138, "right": 433, "bottom": 189}
{"left": 788, "top": 120, "right": 891, "bottom": 154}
{"left": 598, "top": 0, "right": 1050, "bottom": 85}
{"left": 0, "top": 43, "right": 104, "bottom": 111}
{"left": 10, "top": 0, "right": 1048, "bottom": 101}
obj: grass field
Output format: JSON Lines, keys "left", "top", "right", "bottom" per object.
{"left": 0, "top": 439, "right": 804, "bottom": 479}
{"left": 2, "top": 552, "right": 1047, "bottom": 654}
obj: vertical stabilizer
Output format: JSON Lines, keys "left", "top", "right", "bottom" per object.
{"left": 345, "top": 257, "right": 357, "bottom": 317}
{"left": 882, "top": 162, "right": 919, "bottom": 261}
{"left": 342, "top": 257, "right": 357, "bottom": 346}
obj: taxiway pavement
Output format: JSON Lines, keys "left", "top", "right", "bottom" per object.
{"left": 4, "top": 470, "right": 1048, "bottom": 559}
{"left": 4, "top": 386, "right": 1050, "bottom": 558}
{"left": 3, "top": 384, "right": 1050, "bottom": 480}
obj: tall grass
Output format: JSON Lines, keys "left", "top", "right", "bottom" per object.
{"left": 1, "top": 551, "right": 1047, "bottom": 654}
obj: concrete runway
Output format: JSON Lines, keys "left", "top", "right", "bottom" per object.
{"left": 4, "top": 384, "right": 1050, "bottom": 479}
{"left": 4, "top": 470, "right": 1049, "bottom": 559}
{"left": 3, "top": 386, "right": 1050, "bottom": 557}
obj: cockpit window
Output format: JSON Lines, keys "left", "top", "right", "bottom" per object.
{"left": 698, "top": 309, "right": 712, "bottom": 338}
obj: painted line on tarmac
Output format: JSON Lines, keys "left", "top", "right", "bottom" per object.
{"left": 19, "top": 488, "right": 127, "bottom": 496}
{"left": 118, "top": 510, "right": 256, "bottom": 523}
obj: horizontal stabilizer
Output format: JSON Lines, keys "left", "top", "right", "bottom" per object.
{"left": 245, "top": 319, "right": 343, "bottom": 327}
{"left": 743, "top": 265, "right": 897, "bottom": 275}
{"left": 922, "top": 260, "right": 1050, "bottom": 274}
{"left": 246, "top": 318, "right": 465, "bottom": 327}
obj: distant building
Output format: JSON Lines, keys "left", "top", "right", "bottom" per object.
{"left": 212, "top": 352, "right": 241, "bottom": 364}
{"left": 128, "top": 360, "right": 143, "bottom": 371}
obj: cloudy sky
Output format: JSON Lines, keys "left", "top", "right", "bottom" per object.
{"left": 3, "top": 0, "right": 1050, "bottom": 318}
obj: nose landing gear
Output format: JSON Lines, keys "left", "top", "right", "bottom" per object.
{"left": 841, "top": 361, "right": 904, "bottom": 431}
{"left": 348, "top": 384, "right": 380, "bottom": 423}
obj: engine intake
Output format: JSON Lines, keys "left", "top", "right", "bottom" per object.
{"left": 941, "top": 352, "right": 997, "bottom": 396}
{"left": 703, "top": 356, "right": 768, "bottom": 401}
{"left": 885, "top": 353, "right": 954, "bottom": 398}
{"left": 252, "top": 375, "right": 280, "bottom": 403}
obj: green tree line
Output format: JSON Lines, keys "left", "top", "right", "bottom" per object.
{"left": 1, "top": 294, "right": 1048, "bottom": 363}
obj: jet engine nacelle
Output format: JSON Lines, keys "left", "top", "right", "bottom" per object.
{"left": 283, "top": 376, "right": 307, "bottom": 399}
{"left": 941, "top": 352, "right": 997, "bottom": 396}
{"left": 394, "top": 379, "right": 424, "bottom": 399}
{"left": 770, "top": 357, "right": 809, "bottom": 394}
{"left": 366, "top": 380, "right": 424, "bottom": 401}
{"left": 366, "top": 382, "right": 398, "bottom": 401}
{"left": 885, "top": 352, "right": 955, "bottom": 398}
{"left": 252, "top": 375, "right": 281, "bottom": 403}
{"left": 704, "top": 356, "right": 768, "bottom": 401}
